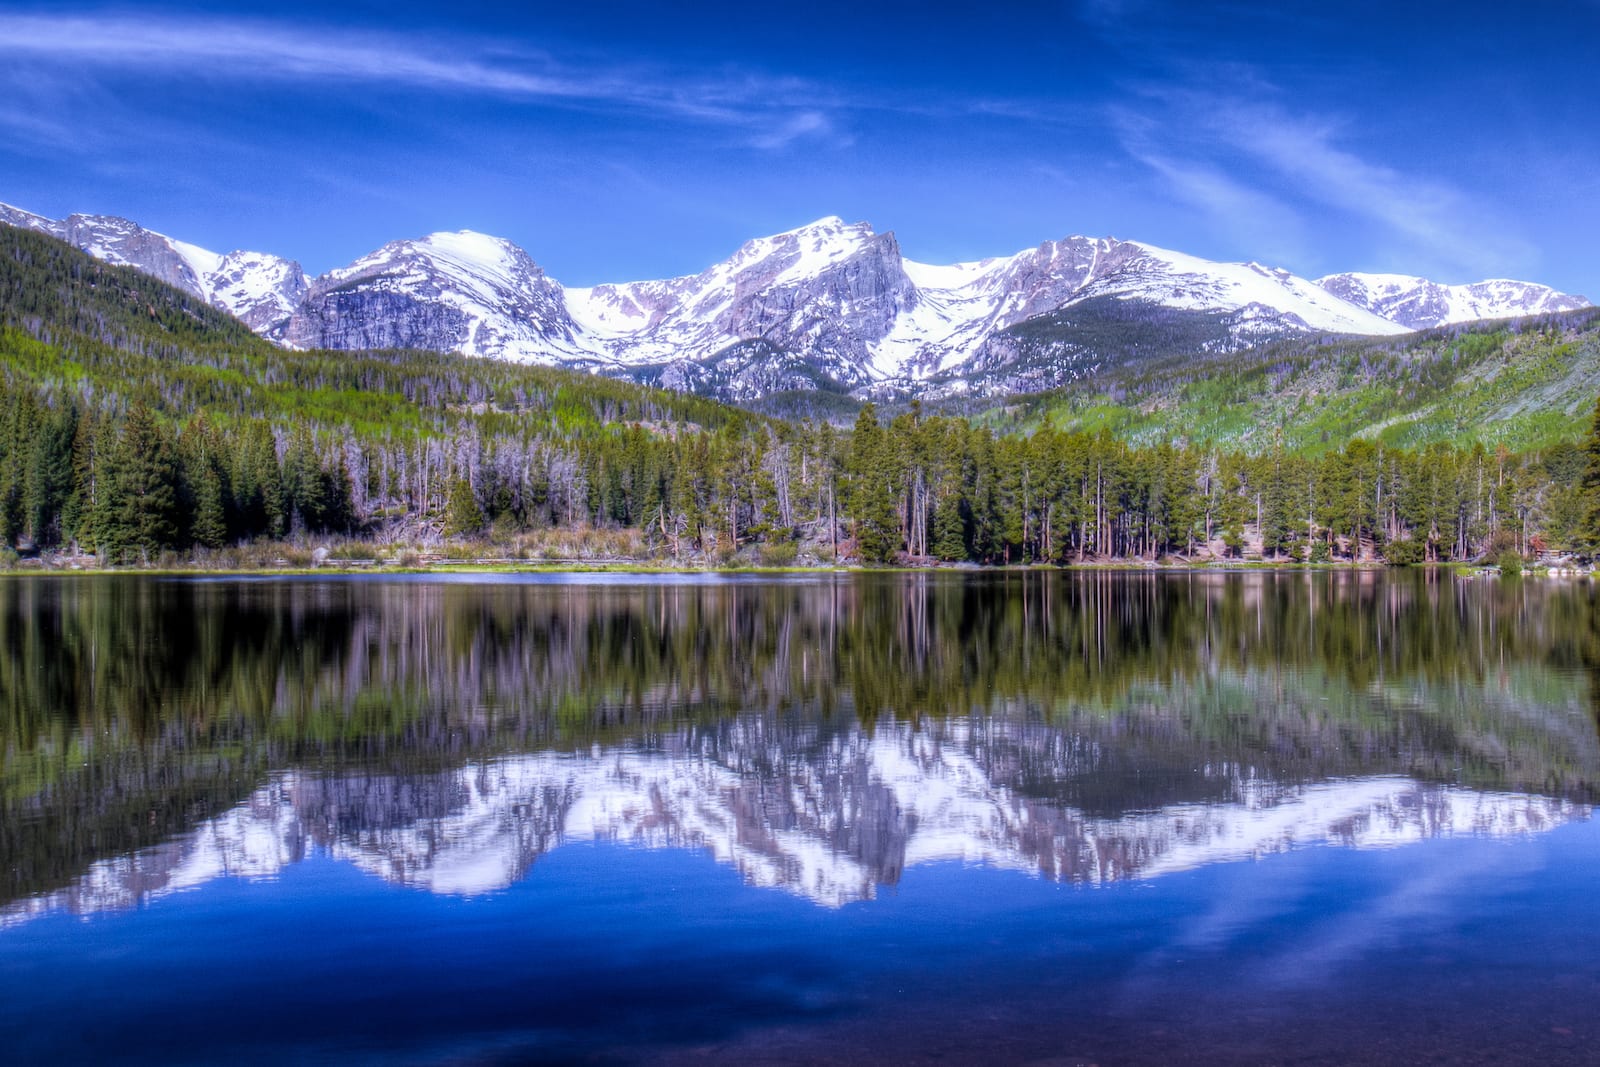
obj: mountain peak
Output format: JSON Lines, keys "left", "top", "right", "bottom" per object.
{"left": 290, "top": 225, "right": 580, "bottom": 361}
{"left": 782, "top": 214, "right": 867, "bottom": 236}
{"left": 415, "top": 229, "right": 544, "bottom": 276}
{"left": 329, "top": 229, "right": 547, "bottom": 290}
{"left": 1, "top": 202, "right": 308, "bottom": 331}
{"left": 737, "top": 215, "right": 877, "bottom": 257}
{"left": 0, "top": 201, "right": 54, "bottom": 229}
{"left": 707, "top": 216, "right": 889, "bottom": 296}
{"left": 418, "top": 228, "right": 524, "bottom": 250}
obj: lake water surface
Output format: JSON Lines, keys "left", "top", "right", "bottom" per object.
{"left": 1, "top": 571, "right": 1597, "bottom": 1064}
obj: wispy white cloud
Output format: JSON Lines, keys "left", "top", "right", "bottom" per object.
{"left": 0, "top": 63, "right": 123, "bottom": 152}
{"left": 1205, "top": 98, "right": 1534, "bottom": 278}
{"left": 748, "top": 111, "right": 839, "bottom": 151}
{"left": 1112, "top": 80, "right": 1535, "bottom": 280}
{"left": 0, "top": 13, "right": 840, "bottom": 147}
{"left": 2, "top": 16, "right": 568, "bottom": 94}
{"left": 0, "top": 101, "right": 81, "bottom": 153}
{"left": 1112, "top": 106, "right": 1311, "bottom": 264}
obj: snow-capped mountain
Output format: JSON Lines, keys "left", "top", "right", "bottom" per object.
{"left": 0, "top": 202, "right": 308, "bottom": 331}
{"left": 4, "top": 201, "right": 1589, "bottom": 398}
{"left": 4, "top": 718, "right": 1584, "bottom": 923}
{"left": 280, "top": 230, "right": 589, "bottom": 358}
{"left": 930, "top": 238, "right": 1413, "bottom": 390}
{"left": 567, "top": 217, "right": 921, "bottom": 391}
{"left": 569, "top": 220, "right": 1410, "bottom": 393}
{"left": 1316, "top": 272, "right": 1590, "bottom": 330}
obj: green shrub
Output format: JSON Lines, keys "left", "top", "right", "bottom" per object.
{"left": 1497, "top": 550, "right": 1523, "bottom": 577}
{"left": 758, "top": 539, "right": 798, "bottom": 567}
{"left": 442, "top": 478, "right": 485, "bottom": 538}
{"left": 1382, "top": 539, "right": 1426, "bottom": 566}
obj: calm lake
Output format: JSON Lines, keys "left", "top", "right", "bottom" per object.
{"left": 1, "top": 570, "right": 1597, "bottom": 1065}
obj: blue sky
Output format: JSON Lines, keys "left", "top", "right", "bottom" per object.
{"left": 2, "top": 1, "right": 1596, "bottom": 295}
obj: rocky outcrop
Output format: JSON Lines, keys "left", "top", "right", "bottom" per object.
{"left": 719, "top": 227, "right": 920, "bottom": 387}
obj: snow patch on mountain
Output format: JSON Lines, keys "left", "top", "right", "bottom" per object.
{"left": 1114, "top": 246, "right": 1406, "bottom": 335}
{"left": 566, "top": 217, "right": 919, "bottom": 386}
{"left": 209, "top": 250, "right": 310, "bottom": 331}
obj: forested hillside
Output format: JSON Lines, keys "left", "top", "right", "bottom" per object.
{"left": 0, "top": 222, "right": 1594, "bottom": 566}
{"left": 993, "top": 307, "right": 1600, "bottom": 455}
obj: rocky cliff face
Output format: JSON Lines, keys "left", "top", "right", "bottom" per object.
{"left": 720, "top": 225, "right": 920, "bottom": 386}
{"left": 210, "top": 250, "right": 309, "bottom": 331}
{"left": 55, "top": 212, "right": 213, "bottom": 294}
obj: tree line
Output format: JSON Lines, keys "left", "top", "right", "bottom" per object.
{"left": 1, "top": 375, "right": 1595, "bottom": 565}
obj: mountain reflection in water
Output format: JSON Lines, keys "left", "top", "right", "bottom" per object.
{"left": 5, "top": 746, "right": 1583, "bottom": 923}
{"left": 2, "top": 570, "right": 1597, "bottom": 918}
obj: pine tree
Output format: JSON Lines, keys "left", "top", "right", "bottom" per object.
{"left": 102, "top": 402, "right": 179, "bottom": 561}
{"left": 26, "top": 403, "right": 78, "bottom": 548}
{"left": 321, "top": 457, "right": 355, "bottom": 535}
{"left": 67, "top": 411, "right": 115, "bottom": 552}
{"left": 931, "top": 492, "right": 968, "bottom": 561}
{"left": 234, "top": 423, "right": 286, "bottom": 540}
{"left": 191, "top": 466, "right": 228, "bottom": 550}
{"left": 443, "top": 476, "right": 485, "bottom": 538}
{"left": 1583, "top": 394, "right": 1600, "bottom": 554}
{"left": 846, "top": 404, "right": 899, "bottom": 563}
{"left": 0, "top": 390, "right": 32, "bottom": 546}
{"left": 182, "top": 417, "right": 231, "bottom": 550}
{"left": 283, "top": 431, "right": 327, "bottom": 533}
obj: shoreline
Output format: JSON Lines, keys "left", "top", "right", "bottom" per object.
{"left": 0, "top": 559, "right": 1579, "bottom": 578}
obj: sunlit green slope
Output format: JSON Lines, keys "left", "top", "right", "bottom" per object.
{"left": 982, "top": 309, "right": 1600, "bottom": 455}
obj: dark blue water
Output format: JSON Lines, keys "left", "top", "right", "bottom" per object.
{"left": 1, "top": 572, "right": 1596, "bottom": 1064}
{"left": 6, "top": 828, "right": 1598, "bottom": 1065}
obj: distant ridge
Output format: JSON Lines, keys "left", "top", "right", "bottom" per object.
{"left": 2, "top": 201, "right": 1588, "bottom": 400}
